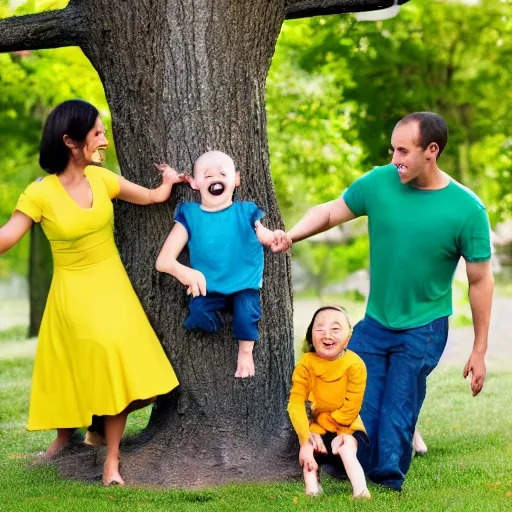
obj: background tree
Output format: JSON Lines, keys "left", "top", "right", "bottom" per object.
{"left": 0, "top": 0, "right": 405, "bottom": 486}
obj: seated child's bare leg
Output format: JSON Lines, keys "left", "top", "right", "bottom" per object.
{"left": 235, "top": 340, "right": 255, "bottom": 378}
{"left": 413, "top": 428, "right": 428, "bottom": 455}
{"left": 304, "top": 466, "right": 323, "bottom": 496}
{"left": 337, "top": 434, "right": 370, "bottom": 499}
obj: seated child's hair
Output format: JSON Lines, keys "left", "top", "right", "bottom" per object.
{"left": 301, "top": 305, "right": 352, "bottom": 354}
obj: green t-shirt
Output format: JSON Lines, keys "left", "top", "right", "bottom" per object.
{"left": 343, "top": 164, "right": 491, "bottom": 329}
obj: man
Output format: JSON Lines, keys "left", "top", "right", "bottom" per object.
{"left": 273, "top": 112, "right": 493, "bottom": 491}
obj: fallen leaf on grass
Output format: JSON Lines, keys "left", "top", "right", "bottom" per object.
{"left": 293, "top": 496, "right": 299, "bottom": 504}
{"left": 486, "top": 482, "right": 501, "bottom": 488}
{"left": 505, "top": 491, "right": 512, "bottom": 498}
{"left": 8, "top": 454, "right": 26, "bottom": 460}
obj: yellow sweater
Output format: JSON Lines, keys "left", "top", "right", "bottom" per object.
{"left": 288, "top": 350, "right": 367, "bottom": 445}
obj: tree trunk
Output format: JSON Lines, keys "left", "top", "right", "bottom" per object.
{"left": 28, "top": 223, "right": 53, "bottom": 337}
{"left": 53, "top": 0, "right": 296, "bottom": 487}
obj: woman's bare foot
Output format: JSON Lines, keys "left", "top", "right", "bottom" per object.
{"left": 235, "top": 340, "right": 255, "bottom": 378}
{"left": 413, "top": 429, "right": 428, "bottom": 455}
{"left": 44, "top": 428, "right": 74, "bottom": 458}
{"left": 353, "top": 488, "right": 371, "bottom": 499}
{"left": 102, "top": 458, "right": 125, "bottom": 486}
{"left": 84, "top": 430, "right": 105, "bottom": 447}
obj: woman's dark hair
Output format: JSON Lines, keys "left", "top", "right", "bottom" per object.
{"left": 39, "top": 99, "right": 99, "bottom": 174}
{"left": 303, "top": 305, "right": 352, "bottom": 354}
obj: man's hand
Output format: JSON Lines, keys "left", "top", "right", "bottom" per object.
{"left": 271, "top": 230, "right": 292, "bottom": 253}
{"left": 463, "top": 350, "right": 486, "bottom": 396}
{"left": 299, "top": 442, "right": 318, "bottom": 472}
{"left": 309, "top": 433, "right": 327, "bottom": 454}
{"left": 180, "top": 267, "right": 207, "bottom": 297}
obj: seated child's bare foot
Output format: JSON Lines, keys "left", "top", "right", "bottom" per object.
{"left": 84, "top": 430, "right": 105, "bottom": 446}
{"left": 103, "top": 458, "right": 125, "bottom": 486}
{"left": 353, "top": 488, "right": 371, "bottom": 500}
{"left": 413, "top": 429, "right": 428, "bottom": 455}
{"left": 235, "top": 341, "right": 255, "bottom": 378}
{"left": 304, "top": 470, "right": 323, "bottom": 496}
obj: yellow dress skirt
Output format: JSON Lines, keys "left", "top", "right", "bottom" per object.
{"left": 15, "top": 165, "right": 178, "bottom": 430}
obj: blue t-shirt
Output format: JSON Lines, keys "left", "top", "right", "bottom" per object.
{"left": 174, "top": 202, "right": 265, "bottom": 294}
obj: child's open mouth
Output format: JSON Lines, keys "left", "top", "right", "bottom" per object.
{"left": 208, "top": 182, "right": 225, "bottom": 196}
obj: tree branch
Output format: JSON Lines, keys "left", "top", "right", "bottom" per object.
{"left": 0, "top": 2, "right": 86, "bottom": 53}
{"left": 285, "top": 0, "right": 410, "bottom": 20}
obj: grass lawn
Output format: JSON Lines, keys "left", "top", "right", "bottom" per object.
{"left": 1, "top": 352, "right": 512, "bottom": 511}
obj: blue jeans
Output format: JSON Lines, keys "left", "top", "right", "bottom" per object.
{"left": 184, "top": 289, "right": 261, "bottom": 341}
{"left": 348, "top": 315, "right": 449, "bottom": 491}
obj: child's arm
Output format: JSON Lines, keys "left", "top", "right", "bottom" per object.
{"left": 0, "top": 211, "right": 33, "bottom": 255}
{"left": 288, "top": 361, "right": 315, "bottom": 446}
{"left": 254, "top": 220, "right": 275, "bottom": 247}
{"left": 117, "top": 163, "right": 187, "bottom": 205}
{"left": 156, "top": 222, "right": 207, "bottom": 297}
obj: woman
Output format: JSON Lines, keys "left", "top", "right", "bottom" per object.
{"left": 0, "top": 99, "right": 181, "bottom": 486}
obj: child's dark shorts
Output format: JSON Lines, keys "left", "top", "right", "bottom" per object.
{"left": 184, "top": 289, "right": 261, "bottom": 341}
{"left": 313, "top": 431, "right": 369, "bottom": 478}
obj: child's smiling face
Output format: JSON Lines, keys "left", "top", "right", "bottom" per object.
{"left": 190, "top": 151, "right": 240, "bottom": 212}
{"left": 311, "top": 309, "right": 351, "bottom": 360}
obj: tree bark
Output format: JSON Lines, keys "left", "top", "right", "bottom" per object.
{"left": 52, "top": 0, "right": 295, "bottom": 487}
{"left": 0, "top": 1, "right": 86, "bottom": 52}
{"left": 28, "top": 224, "right": 53, "bottom": 337}
{"left": 285, "top": 0, "right": 402, "bottom": 19}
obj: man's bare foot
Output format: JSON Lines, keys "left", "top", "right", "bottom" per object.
{"left": 84, "top": 430, "right": 105, "bottom": 447}
{"left": 235, "top": 341, "right": 255, "bottom": 378}
{"left": 103, "top": 458, "right": 125, "bottom": 486}
{"left": 413, "top": 429, "right": 428, "bottom": 455}
{"left": 353, "top": 488, "right": 371, "bottom": 499}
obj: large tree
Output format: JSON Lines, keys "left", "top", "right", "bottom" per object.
{"left": 0, "top": 0, "right": 407, "bottom": 486}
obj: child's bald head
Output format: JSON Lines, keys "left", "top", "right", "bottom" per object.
{"left": 193, "top": 151, "right": 235, "bottom": 177}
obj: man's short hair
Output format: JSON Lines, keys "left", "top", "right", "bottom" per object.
{"left": 398, "top": 112, "right": 448, "bottom": 158}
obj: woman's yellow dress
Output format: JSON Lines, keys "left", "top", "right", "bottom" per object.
{"left": 15, "top": 165, "right": 179, "bottom": 430}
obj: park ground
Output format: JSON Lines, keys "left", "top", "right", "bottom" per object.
{"left": 0, "top": 290, "right": 511, "bottom": 511}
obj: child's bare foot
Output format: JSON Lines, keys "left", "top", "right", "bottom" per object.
{"left": 235, "top": 341, "right": 255, "bottom": 378}
{"left": 84, "top": 430, "right": 105, "bottom": 446}
{"left": 413, "top": 429, "right": 428, "bottom": 455}
{"left": 353, "top": 488, "right": 371, "bottom": 499}
{"left": 103, "top": 458, "right": 125, "bottom": 486}
{"left": 304, "top": 471, "right": 323, "bottom": 496}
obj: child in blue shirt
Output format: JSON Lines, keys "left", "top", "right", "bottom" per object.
{"left": 156, "top": 151, "right": 275, "bottom": 378}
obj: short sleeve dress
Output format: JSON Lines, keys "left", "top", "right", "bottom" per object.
{"left": 15, "top": 165, "right": 179, "bottom": 430}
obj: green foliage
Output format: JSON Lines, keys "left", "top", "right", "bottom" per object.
{"left": 277, "top": 0, "right": 512, "bottom": 222}
{"left": 292, "top": 235, "right": 369, "bottom": 297}
{"left": 0, "top": 1, "right": 116, "bottom": 276}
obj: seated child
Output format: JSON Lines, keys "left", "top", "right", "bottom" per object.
{"left": 288, "top": 306, "right": 370, "bottom": 499}
{"left": 156, "top": 150, "right": 274, "bottom": 378}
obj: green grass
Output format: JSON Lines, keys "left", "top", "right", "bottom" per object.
{"left": 1, "top": 355, "right": 512, "bottom": 511}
